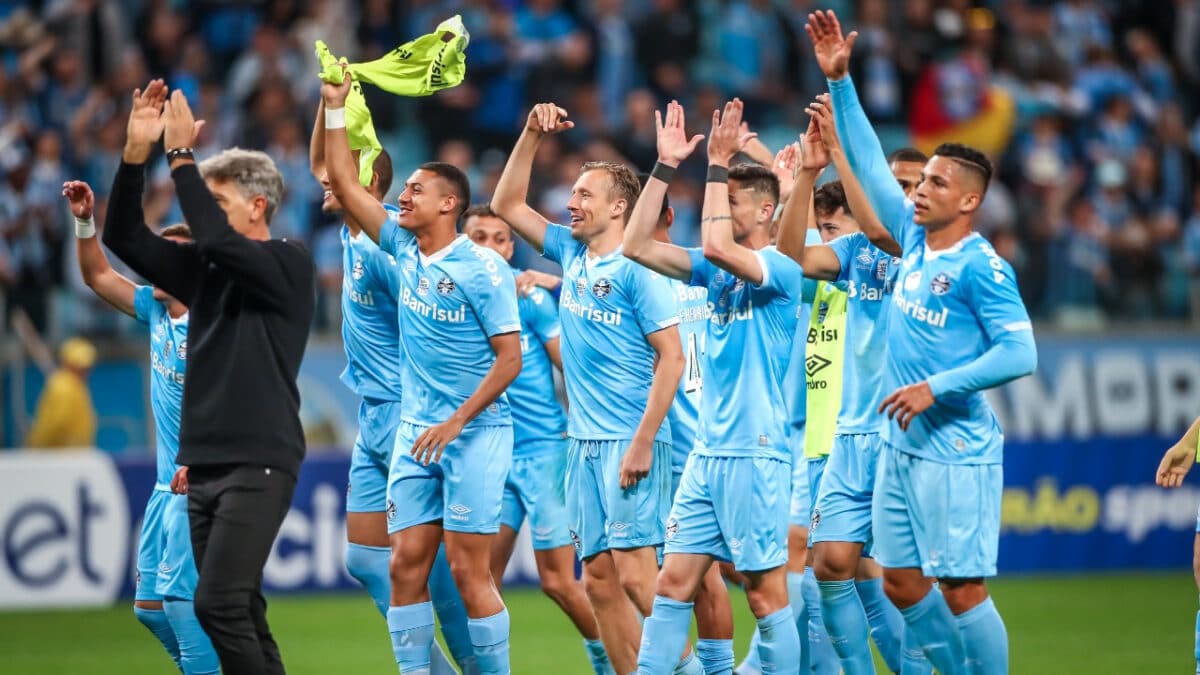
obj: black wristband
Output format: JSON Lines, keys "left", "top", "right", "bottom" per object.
{"left": 706, "top": 164, "right": 729, "bottom": 184}
{"left": 650, "top": 161, "right": 677, "bottom": 184}
{"left": 166, "top": 147, "right": 194, "bottom": 162}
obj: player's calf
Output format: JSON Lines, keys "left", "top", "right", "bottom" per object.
{"left": 584, "top": 552, "right": 644, "bottom": 675}
{"left": 939, "top": 578, "right": 1005, "bottom": 675}
{"left": 742, "top": 567, "right": 801, "bottom": 675}
{"left": 134, "top": 600, "right": 182, "bottom": 669}
{"left": 613, "top": 546, "right": 661, "bottom": 615}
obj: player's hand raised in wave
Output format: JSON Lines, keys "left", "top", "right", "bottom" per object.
{"left": 656, "top": 100, "right": 705, "bottom": 168}
{"left": 879, "top": 381, "right": 935, "bottom": 432}
{"left": 162, "top": 89, "right": 206, "bottom": 153}
{"left": 619, "top": 437, "right": 654, "bottom": 489}
{"left": 707, "top": 98, "right": 755, "bottom": 166}
{"left": 1156, "top": 441, "right": 1196, "bottom": 488}
{"left": 805, "top": 9, "right": 858, "bottom": 80}
{"left": 124, "top": 79, "right": 168, "bottom": 163}
{"left": 772, "top": 142, "right": 801, "bottom": 204}
{"left": 322, "top": 62, "right": 353, "bottom": 108}
{"left": 62, "top": 180, "right": 95, "bottom": 220}
{"left": 412, "top": 418, "right": 466, "bottom": 466}
{"left": 526, "top": 103, "right": 574, "bottom": 136}
{"left": 803, "top": 94, "right": 839, "bottom": 163}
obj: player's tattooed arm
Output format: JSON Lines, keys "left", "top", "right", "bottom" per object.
{"left": 492, "top": 103, "right": 574, "bottom": 253}
{"left": 622, "top": 325, "right": 684, "bottom": 488}
{"left": 65, "top": 180, "right": 139, "bottom": 317}
{"left": 701, "top": 98, "right": 768, "bottom": 285}
{"left": 322, "top": 66, "right": 390, "bottom": 244}
{"left": 1156, "top": 416, "right": 1200, "bottom": 489}
{"left": 623, "top": 100, "right": 700, "bottom": 282}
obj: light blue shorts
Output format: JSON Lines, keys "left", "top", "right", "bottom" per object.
{"left": 789, "top": 432, "right": 811, "bottom": 526}
{"left": 501, "top": 446, "right": 572, "bottom": 550}
{"left": 811, "top": 434, "right": 882, "bottom": 548}
{"left": 566, "top": 438, "right": 673, "bottom": 560}
{"left": 386, "top": 421, "right": 513, "bottom": 535}
{"left": 806, "top": 455, "right": 828, "bottom": 534}
{"left": 136, "top": 488, "right": 199, "bottom": 601}
{"left": 872, "top": 444, "right": 1002, "bottom": 578}
{"left": 347, "top": 398, "right": 400, "bottom": 513}
{"left": 665, "top": 454, "right": 790, "bottom": 573}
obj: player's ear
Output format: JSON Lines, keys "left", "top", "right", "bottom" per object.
{"left": 959, "top": 191, "right": 982, "bottom": 215}
{"left": 252, "top": 194, "right": 268, "bottom": 222}
{"left": 610, "top": 198, "right": 627, "bottom": 220}
{"left": 664, "top": 206, "right": 675, "bottom": 229}
{"left": 759, "top": 198, "right": 776, "bottom": 224}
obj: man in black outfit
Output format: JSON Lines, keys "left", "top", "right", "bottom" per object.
{"left": 104, "top": 79, "right": 314, "bottom": 675}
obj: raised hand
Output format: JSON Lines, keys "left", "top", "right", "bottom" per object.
{"left": 773, "top": 143, "right": 801, "bottom": 203}
{"left": 61, "top": 180, "right": 95, "bottom": 219}
{"left": 322, "top": 62, "right": 353, "bottom": 109}
{"left": 124, "top": 79, "right": 168, "bottom": 163}
{"left": 707, "top": 98, "right": 754, "bottom": 166}
{"left": 656, "top": 100, "right": 705, "bottom": 168}
{"left": 806, "top": 93, "right": 842, "bottom": 155}
{"left": 805, "top": 9, "right": 858, "bottom": 80}
{"left": 162, "top": 89, "right": 206, "bottom": 153}
{"left": 800, "top": 99, "right": 832, "bottom": 171}
{"left": 526, "top": 103, "right": 575, "bottom": 135}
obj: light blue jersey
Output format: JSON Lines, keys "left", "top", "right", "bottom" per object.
{"left": 379, "top": 218, "right": 521, "bottom": 428}
{"left": 669, "top": 279, "right": 709, "bottom": 469}
{"left": 134, "top": 286, "right": 187, "bottom": 488}
{"left": 508, "top": 276, "right": 567, "bottom": 456}
{"left": 686, "top": 246, "right": 804, "bottom": 461}
{"left": 541, "top": 224, "right": 679, "bottom": 442}
{"left": 824, "top": 232, "right": 901, "bottom": 433}
{"left": 782, "top": 230, "right": 825, "bottom": 436}
{"left": 340, "top": 203, "right": 403, "bottom": 401}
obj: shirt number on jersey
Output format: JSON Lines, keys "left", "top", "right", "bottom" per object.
{"left": 684, "top": 331, "right": 704, "bottom": 394}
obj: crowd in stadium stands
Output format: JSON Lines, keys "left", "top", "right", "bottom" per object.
{"left": 1, "top": 0, "right": 1199, "bottom": 342}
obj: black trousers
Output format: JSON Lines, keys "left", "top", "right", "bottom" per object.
{"left": 188, "top": 464, "right": 295, "bottom": 675}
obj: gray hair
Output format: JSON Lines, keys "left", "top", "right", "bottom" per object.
{"left": 198, "top": 148, "right": 284, "bottom": 224}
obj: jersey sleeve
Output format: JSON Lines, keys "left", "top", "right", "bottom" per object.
{"left": 523, "top": 287, "right": 561, "bottom": 343}
{"left": 824, "top": 232, "right": 864, "bottom": 283}
{"left": 133, "top": 285, "right": 155, "bottom": 325}
{"left": 469, "top": 256, "right": 522, "bottom": 337}
{"left": 540, "top": 223, "right": 573, "bottom": 265}
{"left": 755, "top": 247, "right": 805, "bottom": 301}
{"left": 967, "top": 246, "right": 1034, "bottom": 343}
{"left": 378, "top": 211, "right": 416, "bottom": 257}
{"left": 632, "top": 265, "right": 682, "bottom": 336}
{"left": 686, "top": 247, "right": 714, "bottom": 288}
{"left": 368, "top": 248, "right": 402, "bottom": 300}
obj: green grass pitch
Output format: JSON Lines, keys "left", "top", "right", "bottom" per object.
{"left": 2, "top": 573, "right": 1194, "bottom": 673}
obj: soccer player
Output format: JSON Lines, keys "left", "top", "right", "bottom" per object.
{"left": 621, "top": 98, "right": 803, "bottom": 675}
{"left": 1153, "top": 415, "right": 1200, "bottom": 673}
{"left": 323, "top": 68, "right": 522, "bottom": 675}
{"left": 64, "top": 180, "right": 218, "bottom": 675}
{"left": 308, "top": 100, "right": 471, "bottom": 674}
{"left": 492, "top": 103, "right": 685, "bottom": 675}
{"left": 810, "top": 10, "right": 1038, "bottom": 673}
{"left": 104, "top": 82, "right": 315, "bottom": 675}
{"left": 461, "top": 204, "right": 612, "bottom": 675}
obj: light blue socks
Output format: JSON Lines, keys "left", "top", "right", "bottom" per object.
{"left": 899, "top": 589, "right": 965, "bottom": 675}
{"left": 817, "top": 579, "right": 874, "bottom": 674}
{"left": 163, "top": 599, "right": 219, "bottom": 674}
{"left": 804, "top": 568, "right": 841, "bottom": 674}
{"left": 955, "top": 597, "right": 1007, "bottom": 675}
{"left": 857, "top": 576, "right": 908, "bottom": 673}
{"left": 134, "top": 606, "right": 181, "bottom": 669}
{"left": 696, "top": 638, "right": 735, "bottom": 675}
{"left": 755, "top": 607, "right": 800, "bottom": 674}
{"left": 388, "top": 601, "right": 436, "bottom": 674}
{"left": 584, "top": 637, "right": 615, "bottom": 675}
{"left": 346, "top": 542, "right": 392, "bottom": 616}
{"left": 637, "top": 596, "right": 694, "bottom": 675}
{"left": 673, "top": 649, "right": 705, "bottom": 674}
{"left": 430, "top": 545, "right": 478, "bottom": 673}
{"left": 468, "top": 609, "right": 511, "bottom": 674}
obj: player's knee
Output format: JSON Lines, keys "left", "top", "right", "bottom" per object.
{"left": 938, "top": 577, "right": 987, "bottom": 615}
{"left": 788, "top": 526, "right": 809, "bottom": 554}
{"left": 744, "top": 585, "right": 787, "bottom": 618}
{"left": 538, "top": 571, "right": 574, "bottom": 603}
{"left": 388, "top": 550, "right": 425, "bottom": 589}
{"left": 881, "top": 571, "right": 925, "bottom": 609}
{"left": 653, "top": 567, "right": 696, "bottom": 602}
{"left": 812, "top": 550, "right": 855, "bottom": 581}
{"left": 582, "top": 565, "right": 622, "bottom": 606}
{"left": 134, "top": 604, "right": 170, "bottom": 631}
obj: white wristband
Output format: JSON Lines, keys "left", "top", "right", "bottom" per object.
{"left": 75, "top": 215, "right": 96, "bottom": 239}
{"left": 325, "top": 107, "right": 347, "bottom": 130}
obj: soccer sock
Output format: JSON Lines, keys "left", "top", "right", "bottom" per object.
{"left": 955, "top": 597, "right": 1008, "bottom": 675}
{"left": 899, "top": 589, "right": 965, "bottom": 675}
{"left": 583, "top": 637, "right": 614, "bottom": 675}
{"left": 468, "top": 608, "right": 511, "bottom": 675}
{"left": 163, "top": 599, "right": 220, "bottom": 674}
{"left": 735, "top": 629, "right": 762, "bottom": 674}
{"left": 673, "top": 649, "right": 705, "bottom": 675}
{"left": 696, "top": 638, "right": 735, "bottom": 675}
{"left": 754, "top": 607, "right": 800, "bottom": 673}
{"left": 134, "top": 606, "right": 182, "bottom": 669}
{"left": 786, "top": 572, "right": 809, "bottom": 673}
{"left": 817, "top": 579, "right": 874, "bottom": 674}
{"left": 804, "top": 568, "right": 841, "bottom": 675}
{"left": 1194, "top": 601, "right": 1200, "bottom": 675}
{"left": 345, "top": 542, "right": 392, "bottom": 617}
{"left": 900, "top": 626, "right": 932, "bottom": 675}
{"left": 857, "top": 577, "right": 906, "bottom": 673}
{"left": 636, "top": 596, "right": 693, "bottom": 675}
{"left": 430, "top": 643, "right": 462, "bottom": 675}
{"left": 429, "top": 545, "right": 478, "bottom": 671}
{"left": 387, "top": 602, "right": 436, "bottom": 674}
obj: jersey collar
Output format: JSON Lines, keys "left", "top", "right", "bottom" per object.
{"left": 924, "top": 231, "right": 981, "bottom": 261}
{"left": 419, "top": 234, "right": 467, "bottom": 267}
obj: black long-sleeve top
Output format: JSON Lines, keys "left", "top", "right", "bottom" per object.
{"left": 103, "top": 161, "right": 315, "bottom": 477}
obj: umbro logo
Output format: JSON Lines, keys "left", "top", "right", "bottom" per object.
{"left": 805, "top": 354, "right": 832, "bottom": 378}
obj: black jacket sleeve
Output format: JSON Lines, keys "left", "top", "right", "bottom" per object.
{"left": 102, "top": 162, "right": 203, "bottom": 302}
{"left": 172, "top": 163, "right": 314, "bottom": 313}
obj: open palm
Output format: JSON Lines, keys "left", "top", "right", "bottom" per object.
{"left": 656, "top": 100, "right": 704, "bottom": 167}
{"left": 805, "top": 10, "right": 858, "bottom": 80}
{"left": 126, "top": 79, "right": 168, "bottom": 149}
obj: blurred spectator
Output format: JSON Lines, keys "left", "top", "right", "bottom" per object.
{"left": 26, "top": 336, "right": 97, "bottom": 449}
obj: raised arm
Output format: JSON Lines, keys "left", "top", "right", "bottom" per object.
{"left": 775, "top": 113, "right": 841, "bottom": 280}
{"left": 322, "top": 68, "right": 390, "bottom": 243}
{"left": 491, "top": 104, "right": 575, "bottom": 253}
{"left": 65, "top": 181, "right": 137, "bottom": 317}
{"left": 620, "top": 325, "right": 685, "bottom": 489}
{"left": 700, "top": 98, "right": 766, "bottom": 284}
{"left": 310, "top": 97, "right": 326, "bottom": 180}
{"left": 807, "top": 11, "right": 910, "bottom": 241}
{"left": 102, "top": 80, "right": 202, "bottom": 303}
{"left": 623, "top": 101, "right": 702, "bottom": 282}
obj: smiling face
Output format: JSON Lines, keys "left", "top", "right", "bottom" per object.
{"left": 395, "top": 169, "right": 458, "bottom": 231}
{"left": 464, "top": 214, "right": 514, "bottom": 262}
{"left": 566, "top": 168, "right": 623, "bottom": 243}
{"left": 912, "top": 156, "right": 985, "bottom": 229}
